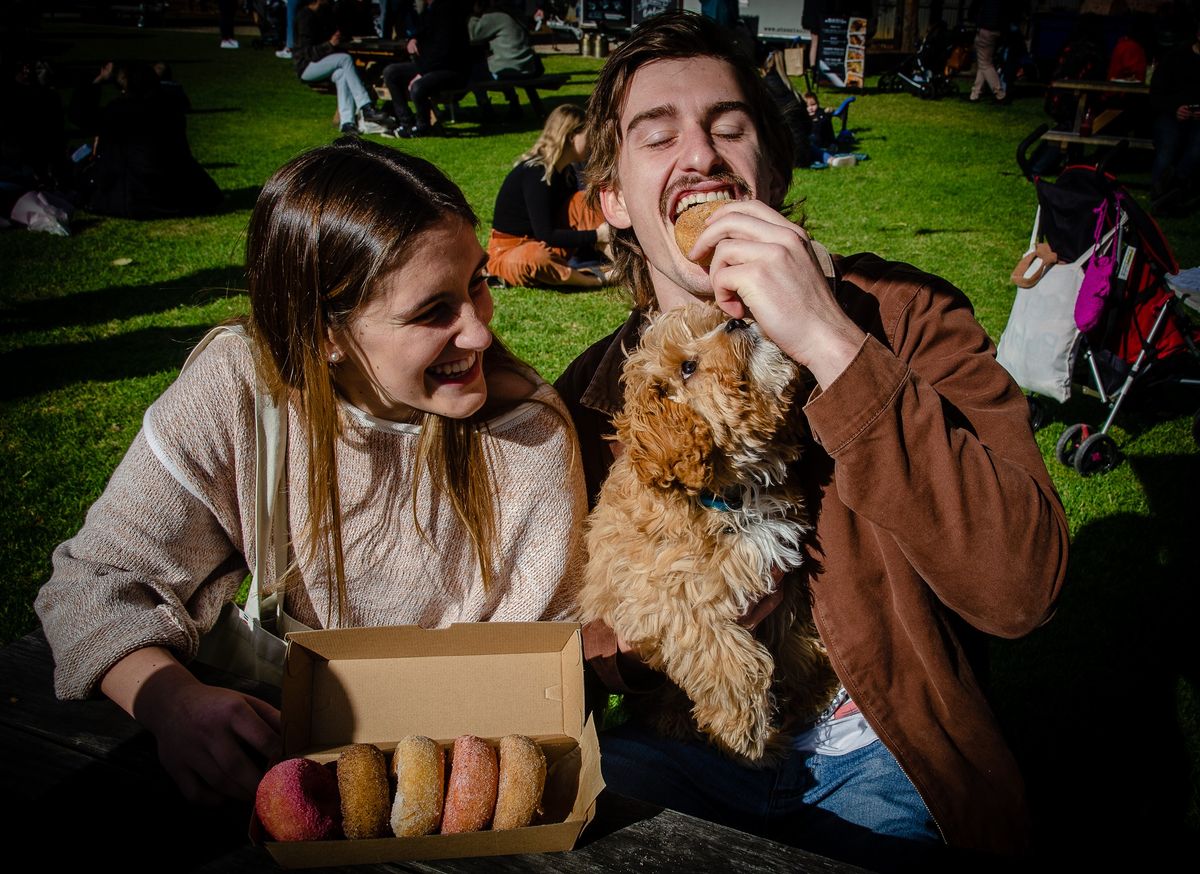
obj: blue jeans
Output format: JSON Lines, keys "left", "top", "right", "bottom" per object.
{"left": 600, "top": 723, "right": 943, "bottom": 872}
{"left": 285, "top": 0, "right": 303, "bottom": 49}
{"left": 301, "top": 54, "right": 370, "bottom": 125}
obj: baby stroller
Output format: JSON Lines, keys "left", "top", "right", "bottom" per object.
{"left": 996, "top": 164, "right": 1200, "bottom": 475}
{"left": 877, "top": 20, "right": 962, "bottom": 99}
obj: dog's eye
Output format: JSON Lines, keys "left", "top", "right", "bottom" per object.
{"left": 680, "top": 360, "right": 697, "bottom": 379}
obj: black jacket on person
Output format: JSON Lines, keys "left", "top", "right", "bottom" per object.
{"left": 293, "top": 5, "right": 340, "bottom": 76}
{"left": 409, "top": 0, "right": 472, "bottom": 76}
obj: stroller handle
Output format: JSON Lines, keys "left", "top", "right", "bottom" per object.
{"left": 1016, "top": 124, "right": 1050, "bottom": 181}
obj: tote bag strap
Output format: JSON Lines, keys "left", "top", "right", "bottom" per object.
{"left": 180, "top": 325, "right": 289, "bottom": 626}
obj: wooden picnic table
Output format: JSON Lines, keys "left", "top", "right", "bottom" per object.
{"left": 1, "top": 629, "right": 868, "bottom": 872}
{"left": 1039, "top": 78, "right": 1154, "bottom": 151}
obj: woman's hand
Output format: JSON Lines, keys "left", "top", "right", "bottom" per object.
{"left": 595, "top": 222, "right": 613, "bottom": 245}
{"left": 101, "top": 647, "right": 282, "bottom": 805}
{"left": 330, "top": 30, "right": 343, "bottom": 47}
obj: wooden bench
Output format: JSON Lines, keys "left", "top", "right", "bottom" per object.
{"left": 394, "top": 73, "right": 571, "bottom": 124}
{"left": 1039, "top": 130, "right": 1154, "bottom": 150}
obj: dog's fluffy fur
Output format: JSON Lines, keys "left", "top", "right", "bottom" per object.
{"left": 581, "top": 303, "right": 839, "bottom": 762}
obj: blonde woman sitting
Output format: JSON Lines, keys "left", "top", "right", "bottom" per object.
{"left": 487, "top": 104, "right": 614, "bottom": 289}
{"left": 35, "top": 138, "right": 585, "bottom": 804}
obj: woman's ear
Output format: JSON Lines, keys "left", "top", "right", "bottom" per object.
{"left": 600, "top": 186, "right": 632, "bottom": 230}
{"left": 324, "top": 329, "right": 346, "bottom": 365}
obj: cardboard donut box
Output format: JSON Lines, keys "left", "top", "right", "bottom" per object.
{"left": 251, "top": 622, "right": 604, "bottom": 868}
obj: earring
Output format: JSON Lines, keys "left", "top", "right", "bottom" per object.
{"left": 329, "top": 350, "right": 342, "bottom": 364}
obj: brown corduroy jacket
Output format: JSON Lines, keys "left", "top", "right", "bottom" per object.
{"left": 555, "top": 252, "right": 1070, "bottom": 855}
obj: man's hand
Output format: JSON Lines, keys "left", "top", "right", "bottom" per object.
{"left": 102, "top": 647, "right": 282, "bottom": 805}
{"left": 688, "top": 200, "right": 865, "bottom": 388}
{"left": 330, "top": 30, "right": 343, "bottom": 46}
{"left": 406, "top": 38, "right": 419, "bottom": 56}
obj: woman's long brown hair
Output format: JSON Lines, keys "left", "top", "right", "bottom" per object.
{"left": 244, "top": 138, "right": 511, "bottom": 625}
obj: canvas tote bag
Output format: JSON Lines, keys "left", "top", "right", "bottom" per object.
{"left": 184, "top": 326, "right": 312, "bottom": 686}
{"left": 997, "top": 207, "right": 1089, "bottom": 403}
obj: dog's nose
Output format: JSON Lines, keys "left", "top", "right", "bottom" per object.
{"left": 725, "top": 318, "right": 747, "bottom": 333}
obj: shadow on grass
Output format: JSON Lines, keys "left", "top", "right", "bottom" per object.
{"left": 0, "top": 323, "right": 230, "bottom": 400}
{"left": 213, "top": 185, "right": 263, "bottom": 214}
{"left": 993, "top": 450, "right": 1200, "bottom": 862}
{"left": 0, "top": 266, "right": 245, "bottom": 333}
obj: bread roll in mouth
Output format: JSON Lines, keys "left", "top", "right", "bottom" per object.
{"left": 673, "top": 199, "right": 727, "bottom": 266}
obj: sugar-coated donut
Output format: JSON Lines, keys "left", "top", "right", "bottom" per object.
{"left": 673, "top": 199, "right": 726, "bottom": 266}
{"left": 492, "top": 734, "right": 547, "bottom": 830}
{"left": 255, "top": 757, "right": 341, "bottom": 842}
{"left": 441, "top": 735, "right": 499, "bottom": 834}
{"left": 337, "top": 743, "right": 391, "bottom": 839}
{"left": 390, "top": 735, "right": 445, "bottom": 837}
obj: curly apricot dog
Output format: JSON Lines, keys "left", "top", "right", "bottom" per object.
{"left": 581, "top": 303, "right": 838, "bottom": 762}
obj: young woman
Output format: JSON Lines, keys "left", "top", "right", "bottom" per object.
{"left": 293, "top": 0, "right": 394, "bottom": 133}
{"left": 35, "top": 137, "right": 586, "bottom": 804}
{"left": 487, "top": 103, "right": 614, "bottom": 289}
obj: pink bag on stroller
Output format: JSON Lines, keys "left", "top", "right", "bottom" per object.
{"left": 1074, "top": 195, "right": 1122, "bottom": 333}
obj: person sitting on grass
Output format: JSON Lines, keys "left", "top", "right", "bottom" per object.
{"left": 73, "top": 60, "right": 222, "bottom": 219}
{"left": 486, "top": 103, "right": 614, "bottom": 289}
{"left": 294, "top": 0, "right": 394, "bottom": 134}
{"left": 34, "top": 137, "right": 586, "bottom": 804}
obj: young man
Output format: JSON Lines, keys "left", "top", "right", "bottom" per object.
{"left": 556, "top": 11, "right": 1069, "bottom": 870}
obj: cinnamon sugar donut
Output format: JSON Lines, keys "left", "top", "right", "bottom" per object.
{"left": 337, "top": 743, "right": 390, "bottom": 839}
{"left": 441, "top": 735, "right": 498, "bottom": 834}
{"left": 492, "top": 734, "right": 547, "bottom": 830}
{"left": 390, "top": 735, "right": 445, "bottom": 837}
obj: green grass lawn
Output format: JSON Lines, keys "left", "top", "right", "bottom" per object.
{"left": 1, "top": 21, "right": 1198, "bottom": 863}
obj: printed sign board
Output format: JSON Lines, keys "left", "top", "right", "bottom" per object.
{"left": 818, "top": 15, "right": 866, "bottom": 89}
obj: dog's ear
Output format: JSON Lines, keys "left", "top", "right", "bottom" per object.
{"left": 616, "top": 373, "right": 715, "bottom": 493}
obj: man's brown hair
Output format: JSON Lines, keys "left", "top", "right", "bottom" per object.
{"left": 583, "top": 11, "right": 796, "bottom": 311}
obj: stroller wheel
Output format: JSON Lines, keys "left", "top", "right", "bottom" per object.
{"left": 1026, "top": 396, "right": 1047, "bottom": 431}
{"left": 878, "top": 72, "right": 903, "bottom": 94}
{"left": 1054, "top": 423, "right": 1090, "bottom": 467}
{"left": 1074, "top": 432, "right": 1120, "bottom": 476}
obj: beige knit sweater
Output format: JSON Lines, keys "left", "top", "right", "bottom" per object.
{"left": 35, "top": 332, "right": 586, "bottom": 699}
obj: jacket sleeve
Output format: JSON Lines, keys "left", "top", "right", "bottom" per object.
{"left": 803, "top": 268, "right": 1069, "bottom": 638}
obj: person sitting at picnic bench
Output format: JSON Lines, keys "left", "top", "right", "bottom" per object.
{"left": 1149, "top": 16, "right": 1200, "bottom": 216}
{"left": 382, "top": 0, "right": 472, "bottom": 138}
{"left": 487, "top": 103, "right": 614, "bottom": 289}
{"left": 555, "top": 11, "right": 1068, "bottom": 872}
{"left": 468, "top": 0, "right": 544, "bottom": 122}
{"left": 33, "top": 137, "right": 586, "bottom": 804}
{"left": 294, "top": 0, "right": 395, "bottom": 133}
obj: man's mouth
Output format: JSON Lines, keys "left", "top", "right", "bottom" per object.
{"left": 673, "top": 189, "right": 735, "bottom": 223}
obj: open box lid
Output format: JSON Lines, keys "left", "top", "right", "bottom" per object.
{"left": 279, "top": 622, "right": 584, "bottom": 757}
